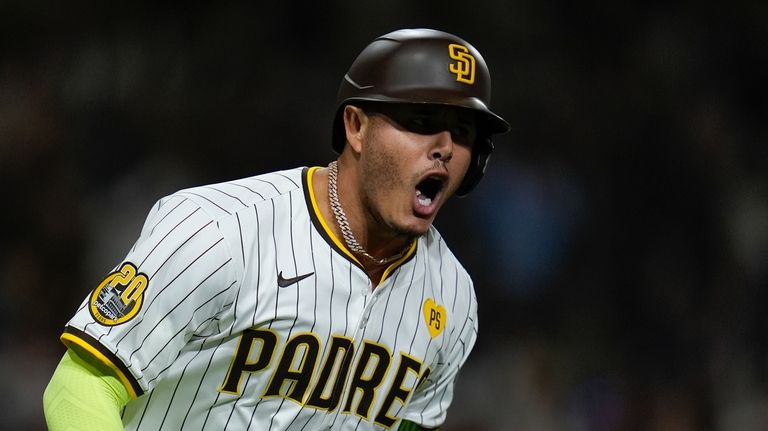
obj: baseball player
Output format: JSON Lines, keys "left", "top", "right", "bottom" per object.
{"left": 43, "top": 28, "right": 509, "bottom": 430}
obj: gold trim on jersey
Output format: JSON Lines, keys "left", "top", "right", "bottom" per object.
{"left": 61, "top": 327, "right": 143, "bottom": 399}
{"left": 304, "top": 166, "right": 417, "bottom": 284}
{"left": 306, "top": 166, "right": 362, "bottom": 266}
{"left": 380, "top": 242, "right": 417, "bottom": 283}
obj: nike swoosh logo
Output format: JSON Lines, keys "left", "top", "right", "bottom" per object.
{"left": 277, "top": 271, "right": 314, "bottom": 288}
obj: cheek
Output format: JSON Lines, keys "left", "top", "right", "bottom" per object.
{"left": 362, "top": 152, "right": 399, "bottom": 188}
{"left": 452, "top": 145, "right": 473, "bottom": 178}
{"left": 360, "top": 132, "right": 407, "bottom": 193}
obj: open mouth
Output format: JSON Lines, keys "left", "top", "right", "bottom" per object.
{"left": 415, "top": 176, "right": 445, "bottom": 207}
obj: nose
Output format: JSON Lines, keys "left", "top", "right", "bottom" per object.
{"left": 430, "top": 130, "right": 454, "bottom": 162}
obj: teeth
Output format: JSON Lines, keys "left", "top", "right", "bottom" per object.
{"left": 417, "top": 191, "right": 432, "bottom": 206}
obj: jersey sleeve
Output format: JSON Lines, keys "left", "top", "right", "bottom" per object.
{"left": 400, "top": 281, "right": 479, "bottom": 428}
{"left": 61, "top": 194, "right": 241, "bottom": 398}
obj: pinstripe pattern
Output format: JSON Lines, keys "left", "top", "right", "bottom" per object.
{"left": 62, "top": 167, "right": 478, "bottom": 430}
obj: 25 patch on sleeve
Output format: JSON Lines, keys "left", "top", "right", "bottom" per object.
{"left": 89, "top": 262, "right": 148, "bottom": 326}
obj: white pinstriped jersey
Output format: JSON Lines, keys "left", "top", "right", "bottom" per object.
{"left": 62, "top": 166, "right": 478, "bottom": 430}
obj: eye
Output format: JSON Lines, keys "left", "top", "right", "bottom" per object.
{"left": 451, "top": 125, "right": 470, "bottom": 137}
{"left": 407, "top": 118, "right": 425, "bottom": 128}
{"left": 405, "top": 117, "right": 440, "bottom": 134}
{"left": 449, "top": 121, "right": 476, "bottom": 144}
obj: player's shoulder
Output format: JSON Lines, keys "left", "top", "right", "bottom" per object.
{"left": 169, "top": 166, "right": 306, "bottom": 219}
{"left": 420, "top": 226, "right": 464, "bottom": 261}
{"left": 419, "top": 226, "right": 477, "bottom": 321}
{"left": 419, "top": 226, "right": 473, "bottom": 284}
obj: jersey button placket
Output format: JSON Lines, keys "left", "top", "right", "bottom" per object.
{"left": 359, "top": 283, "right": 386, "bottom": 330}
{"left": 356, "top": 279, "right": 373, "bottom": 329}
{"left": 358, "top": 295, "right": 371, "bottom": 330}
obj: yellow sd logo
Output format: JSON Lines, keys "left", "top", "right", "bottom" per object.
{"left": 423, "top": 298, "right": 447, "bottom": 338}
{"left": 448, "top": 43, "right": 476, "bottom": 84}
{"left": 89, "top": 262, "right": 148, "bottom": 326}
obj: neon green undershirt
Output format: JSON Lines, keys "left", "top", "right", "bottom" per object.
{"left": 398, "top": 419, "right": 433, "bottom": 430}
{"left": 43, "top": 346, "right": 129, "bottom": 431}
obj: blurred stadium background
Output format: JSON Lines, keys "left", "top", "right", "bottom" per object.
{"left": 1, "top": 2, "right": 766, "bottom": 430}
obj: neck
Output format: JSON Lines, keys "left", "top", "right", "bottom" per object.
{"left": 327, "top": 160, "right": 412, "bottom": 268}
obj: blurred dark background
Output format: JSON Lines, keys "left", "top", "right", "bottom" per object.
{"left": 2, "top": 1, "right": 767, "bottom": 430}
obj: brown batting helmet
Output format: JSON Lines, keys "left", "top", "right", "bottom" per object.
{"left": 332, "top": 28, "right": 510, "bottom": 196}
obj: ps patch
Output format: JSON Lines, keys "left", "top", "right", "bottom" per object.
{"left": 423, "top": 298, "right": 446, "bottom": 339}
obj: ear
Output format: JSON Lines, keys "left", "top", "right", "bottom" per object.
{"left": 342, "top": 105, "right": 369, "bottom": 154}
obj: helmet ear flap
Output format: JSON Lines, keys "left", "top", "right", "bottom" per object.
{"left": 455, "top": 137, "right": 493, "bottom": 197}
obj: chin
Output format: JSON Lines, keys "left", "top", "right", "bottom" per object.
{"left": 396, "top": 217, "right": 433, "bottom": 237}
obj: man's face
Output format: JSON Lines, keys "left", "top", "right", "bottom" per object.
{"left": 356, "top": 103, "right": 476, "bottom": 238}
